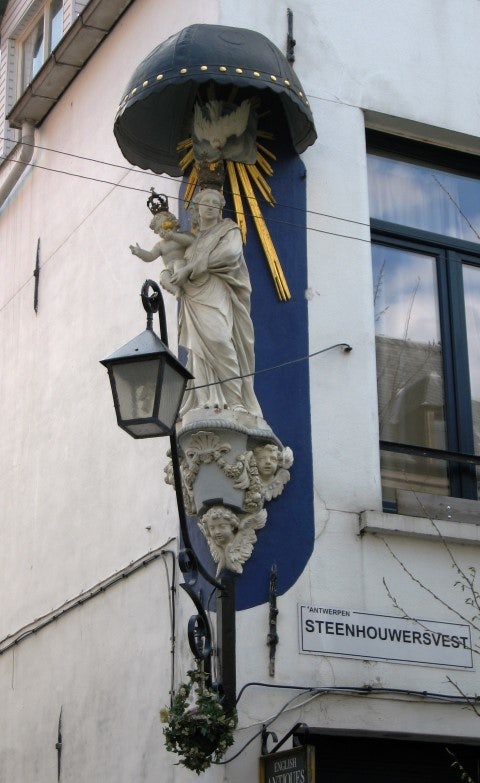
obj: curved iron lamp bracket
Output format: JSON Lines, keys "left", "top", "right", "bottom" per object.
{"left": 141, "top": 279, "right": 168, "bottom": 341}
{"left": 261, "top": 722, "right": 309, "bottom": 756}
{"left": 181, "top": 582, "right": 214, "bottom": 662}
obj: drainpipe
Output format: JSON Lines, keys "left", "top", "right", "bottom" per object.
{"left": 0, "top": 121, "right": 35, "bottom": 208}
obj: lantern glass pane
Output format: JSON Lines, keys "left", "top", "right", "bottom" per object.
{"left": 112, "top": 359, "right": 159, "bottom": 421}
{"left": 125, "top": 422, "right": 168, "bottom": 437}
{"left": 158, "top": 361, "right": 188, "bottom": 428}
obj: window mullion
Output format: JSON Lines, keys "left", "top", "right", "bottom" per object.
{"left": 444, "top": 251, "right": 477, "bottom": 497}
{"left": 437, "top": 250, "right": 459, "bottom": 451}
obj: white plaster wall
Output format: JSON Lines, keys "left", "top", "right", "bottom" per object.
{"left": 0, "top": 0, "right": 219, "bottom": 635}
{"left": 224, "top": 510, "right": 480, "bottom": 782}
{"left": 0, "top": 562, "right": 177, "bottom": 782}
{"left": 222, "top": 1, "right": 480, "bottom": 780}
{"left": 2, "top": 0, "right": 480, "bottom": 780}
{"left": 0, "top": 1, "right": 224, "bottom": 780}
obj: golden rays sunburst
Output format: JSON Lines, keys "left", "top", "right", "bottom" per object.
{"left": 176, "top": 130, "right": 291, "bottom": 302}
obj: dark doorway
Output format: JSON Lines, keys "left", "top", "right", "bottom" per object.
{"left": 304, "top": 734, "right": 480, "bottom": 782}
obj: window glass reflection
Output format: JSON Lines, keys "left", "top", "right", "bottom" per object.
{"left": 373, "top": 243, "right": 449, "bottom": 501}
{"left": 368, "top": 154, "right": 480, "bottom": 242}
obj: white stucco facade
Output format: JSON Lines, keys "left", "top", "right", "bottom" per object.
{"left": 1, "top": 1, "right": 480, "bottom": 781}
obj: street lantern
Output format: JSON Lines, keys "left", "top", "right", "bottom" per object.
{"left": 101, "top": 278, "right": 235, "bottom": 716}
{"left": 100, "top": 280, "right": 192, "bottom": 438}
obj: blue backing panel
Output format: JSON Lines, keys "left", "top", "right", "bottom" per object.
{"left": 184, "top": 147, "right": 314, "bottom": 612}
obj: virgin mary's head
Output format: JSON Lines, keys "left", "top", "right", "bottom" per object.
{"left": 191, "top": 188, "right": 226, "bottom": 228}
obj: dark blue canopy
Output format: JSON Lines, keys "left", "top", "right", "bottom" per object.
{"left": 114, "top": 24, "right": 317, "bottom": 176}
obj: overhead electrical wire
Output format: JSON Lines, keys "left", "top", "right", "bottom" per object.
{"left": 0, "top": 92, "right": 373, "bottom": 316}
{"left": 0, "top": 134, "right": 370, "bottom": 229}
{"left": 213, "top": 688, "right": 318, "bottom": 765}
{"left": 0, "top": 92, "right": 365, "bottom": 379}
{"left": 213, "top": 681, "right": 480, "bottom": 765}
{"left": 0, "top": 151, "right": 371, "bottom": 317}
{"left": 0, "top": 169, "right": 132, "bottom": 315}
{"left": 0, "top": 540, "right": 177, "bottom": 658}
{"left": 235, "top": 680, "right": 480, "bottom": 706}
{"left": 0, "top": 150, "right": 371, "bottom": 248}
{"left": 188, "top": 343, "right": 352, "bottom": 394}
{"left": 0, "top": 139, "right": 355, "bottom": 394}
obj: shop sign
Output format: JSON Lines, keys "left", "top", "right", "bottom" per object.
{"left": 299, "top": 604, "right": 473, "bottom": 669}
{"left": 260, "top": 745, "right": 315, "bottom": 783}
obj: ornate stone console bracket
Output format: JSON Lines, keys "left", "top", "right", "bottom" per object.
{"left": 164, "top": 408, "right": 294, "bottom": 575}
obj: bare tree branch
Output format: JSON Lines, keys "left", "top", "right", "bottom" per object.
{"left": 380, "top": 536, "right": 479, "bottom": 635}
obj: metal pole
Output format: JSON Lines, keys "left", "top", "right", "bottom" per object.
{"left": 216, "top": 572, "right": 236, "bottom": 715}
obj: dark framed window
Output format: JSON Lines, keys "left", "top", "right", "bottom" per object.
{"left": 367, "top": 131, "right": 480, "bottom": 508}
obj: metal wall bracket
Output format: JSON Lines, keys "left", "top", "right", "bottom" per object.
{"left": 33, "top": 238, "right": 40, "bottom": 313}
{"left": 55, "top": 707, "right": 63, "bottom": 780}
{"left": 287, "top": 8, "right": 296, "bottom": 64}
{"left": 262, "top": 722, "right": 309, "bottom": 756}
{"left": 267, "top": 564, "right": 279, "bottom": 676}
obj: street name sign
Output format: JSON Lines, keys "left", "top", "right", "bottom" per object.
{"left": 299, "top": 604, "right": 473, "bottom": 669}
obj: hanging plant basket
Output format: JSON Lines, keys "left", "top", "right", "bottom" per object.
{"left": 160, "top": 669, "right": 237, "bottom": 774}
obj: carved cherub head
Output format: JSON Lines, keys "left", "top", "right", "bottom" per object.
{"left": 251, "top": 444, "right": 293, "bottom": 502}
{"left": 149, "top": 210, "right": 180, "bottom": 237}
{"left": 199, "top": 505, "right": 267, "bottom": 576}
{"left": 253, "top": 443, "right": 280, "bottom": 482}
{"left": 202, "top": 505, "right": 239, "bottom": 547}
